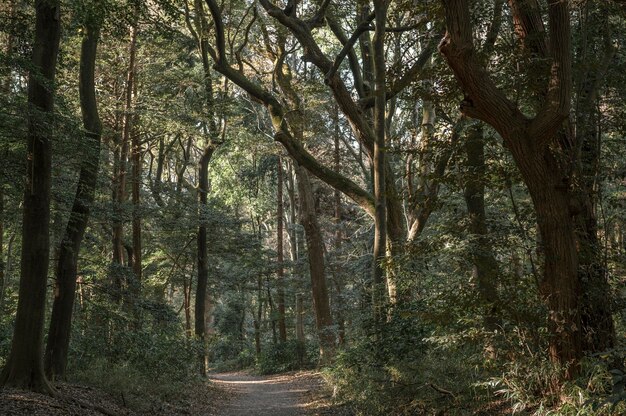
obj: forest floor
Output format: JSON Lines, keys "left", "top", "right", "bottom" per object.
{"left": 0, "top": 371, "right": 350, "bottom": 415}
{"left": 210, "top": 371, "right": 352, "bottom": 416}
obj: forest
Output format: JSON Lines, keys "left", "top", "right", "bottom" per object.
{"left": 1, "top": 0, "right": 626, "bottom": 415}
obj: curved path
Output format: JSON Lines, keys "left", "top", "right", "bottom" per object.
{"left": 210, "top": 372, "right": 311, "bottom": 416}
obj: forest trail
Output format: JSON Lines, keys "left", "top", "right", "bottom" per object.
{"left": 210, "top": 372, "right": 317, "bottom": 416}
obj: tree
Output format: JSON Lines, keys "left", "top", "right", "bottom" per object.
{"left": 438, "top": 0, "right": 615, "bottom": 379}
{"left": 0, "top": 0, "right": 61, "bottom": 394}
{"left": 44, "top": 7, "right": 103, "bottom": 380}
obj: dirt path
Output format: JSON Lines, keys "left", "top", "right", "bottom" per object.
{"left": 210, "top": 372, "right": 313, "bottom": 416}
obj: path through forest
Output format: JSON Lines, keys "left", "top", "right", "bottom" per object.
{"left": 210, "top": 371, "right": 327, "bottom": 416}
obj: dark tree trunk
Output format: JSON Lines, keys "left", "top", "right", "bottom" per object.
{"left": 463, "top": 124, "right": 500, "bottom": 329}
{"left": 277, "top": 156, "right": 287, "bottom": 342}
{"left": 0, "top": 0, "right": 60, "bottom": 394}
{"left": 572, "top": 3, "right": 615, "bottom": 353}
{"left": 440, "top": 0, "right": 585, "bottom": 378}
{"left": 44, "top": 19, "right": 102, "bottom": 381}
{"left": 296, "top": 165, "right": 335, "bottom": 364}
{"left": 195, "top": 146, "right": 214, "bottom": 376}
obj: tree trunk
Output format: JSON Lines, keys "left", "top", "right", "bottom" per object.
{"left": 572, "top": 3, "right": 615, "bottom": 353}
{"left": 296, "top": 165, "right": 335, "bottom": 364}
{"left": 277, "top": 156, "right": 287, "bottom": 342}
{"left": 463, "top": 123, "right": 500, "bottom": 329}
{"left": 0, "top": 0, "right": 60, "bottom": 394}
{"left": 44, "top": 19, "right": 102, "bottom": 381}
{"left": 333, "top": 108, "right": 346, "bottom": 346}
{"left": 371, "top": 1, "right": 389, "bottom": 319}
{"left": 111, "top": 15, "right": 138, "bottom": 300}
{"left": 296, "top": 293, "right": 305, "bottom": 365}
{"left": 254, "top": 274, "right": 263, "bottom": 356}
{"left": 195, "top": 146, "right": 214, "bottom": 376}
{"left": 439, "top": 0, "right": 584, "bottom": 379}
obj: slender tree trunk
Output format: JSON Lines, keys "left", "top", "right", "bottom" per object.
{"left": 266, "top": 274, "right": 278, "bottom": 344}
{"left": 573, "top": 4, "right": 615, "bottom": 353}
{"left": 131, "top": 93, "right": 142, "bottom": 288}
{"left": 296, "top": 293, "right": 305, "bottom": 364}
{"left": 183, "top": 273, "right": 192, "bottom": 337}
{"left": 296, "top": 165, "right": 335, "bottom": 364}
{"left": 333, "top": 108, "right": 346, "bottom": 346}
{"left": 463, "top": 123, "right": 500, "bottom": 331}
{"left": 371, "top": 1, "right": 389, "bottom": 320}
{"left": 0, "top": 0, "right": 60, "bottom": 394}
{"left": 44, "top": 19, "right": 102, "bottom": 381}
{"left": 254, "top": 274, "right": 263, "bottom": 356}
{"left": 277, "top": 156, "right": 287, "bottom": 342}
{"left": 111, "top": 15, "right": 138, "bottom": 300}
{"left": 195, "top": 146, "right": 214, "bottom": 376}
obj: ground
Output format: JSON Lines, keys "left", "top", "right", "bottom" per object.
{"left": 0, "top": 371, "right": 350, "bottom": 416}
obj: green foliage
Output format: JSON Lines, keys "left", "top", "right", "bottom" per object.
{"left": 255, "top": 340, "right": 317, "bottom": 375}
{"left": 66, "top": 298, "right": 201, "bottom": 407}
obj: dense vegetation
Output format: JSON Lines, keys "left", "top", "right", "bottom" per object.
{"left": 1, "top": 0, "right": 626, "bottom": 414}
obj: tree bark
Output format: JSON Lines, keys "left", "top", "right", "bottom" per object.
{"left": 371, "top": 1, "right": 389, "bottom": 319}
{"left": 44, "top": 18, "right": 102, "bottom": 381}
{"left": 332, "top": 107, "right": 346, "bottom": 346}
{"left": 439, "top": 0, "right": 584, "bottom": 379}
{"left": 195, "top": 145, "right": 214, "bottom": 376}
{"left": 0, "top": 0, "right": 60, "bottom": 394}
{"left": 296, "top": 165, "right": 335, "bottom": 364}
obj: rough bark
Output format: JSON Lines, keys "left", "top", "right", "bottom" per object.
{"left": 439, "top": 0, "right": 583, "bottom": 378}
{"left": 0, "top": 0, "right": 60, "bottom": 394}
{"left": 44, "top": 18, "right": 102, "bottom": 381}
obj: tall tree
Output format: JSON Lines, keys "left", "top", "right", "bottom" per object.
{"left": 189, "top": 0, "right": 223, "bottom": 376}
{"left": 0, "top": 0, "right": 61, "bottom": 394}
{"left": 44, "top": 11, "right": 103, "bottom": 380}
{"left": 371, "top": 0, "right": 389, "bottom": 318}
{"left": 276, "top": 155, "right": 287, "bottom": 342}
{"left": 438, "top": 0, "right": 614, "bottom": 378}
{"left": 296, "top": 165, "right": 335, "bottom": 363}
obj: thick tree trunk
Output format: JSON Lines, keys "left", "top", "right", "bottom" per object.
{"left": 277, "top": 156, "right": 287, "bottom": 342}
{"left": 296, "top": 165, "right": 335, "bottom": 364}
{"left": 439, "top": 0, "right": 585, "bottom": 379}
{"left": 0, "top": 0, "right": 60, "bottom": 394}
{"left": 526, "top": 153, "right": 581, "bottom": 378}
{"left": 44, "top": 20, "right": 102, "bottom": 381}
